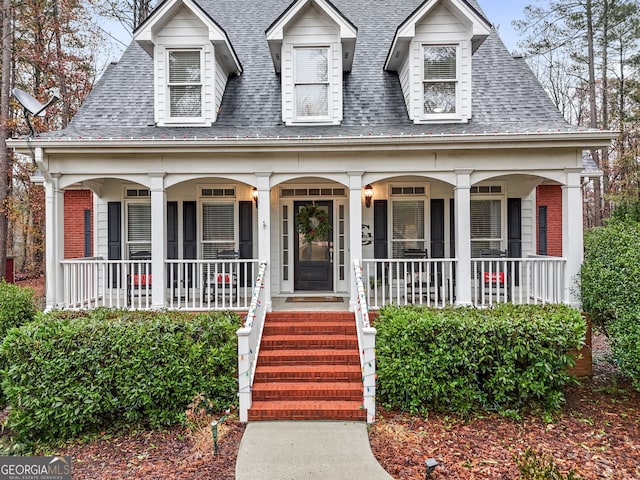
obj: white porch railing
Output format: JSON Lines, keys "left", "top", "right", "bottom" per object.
{"left": 237, "top": 261, "right": 268, "bottom": 423}
{"left": 60, "top": 257, "right": 260, "bottom": 310}
{"left": 361, "top": 256, "right": 566, "bottom": 308}
{"left": 471, "top": 256, "right": 566, "bottom": 307}
{"left": 360, "top": 258, "right": 457, "bottom": 309}
{"left": 353, "top": 260, "right": 376, "bottom": 424}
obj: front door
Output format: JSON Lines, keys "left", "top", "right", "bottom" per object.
{"left": 294, "top": 201, "right": 333, "bottom": 290}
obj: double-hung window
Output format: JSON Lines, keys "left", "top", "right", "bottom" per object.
{"left": 168, "top": 49, "right": 203, "bottom": 119}
{"left": 294, "top": 47, "right": 329, "bottom": 120}
{"left": 201, "top": 202, "right": 235, "bottom": 259}
{"left": 423, "top": 45, "right": 457, "bottom": 115}
{"left": 470, "top": 198, "right": 503, "bottom": 258}
{"left": 391, "top": 199, "right": 426, "bottom": 259}
{"left": 126, "top": 202, "right": 151, "bottom": 258}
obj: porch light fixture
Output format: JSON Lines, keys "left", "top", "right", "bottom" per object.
{"left": 425, "top": 458, "right": 438, "bottom": 478}
{"left": 251, "top": 187, "right": 258, "bottom": 208}
{"left": 364, "top": 184, "right": 373, "bottom": 208}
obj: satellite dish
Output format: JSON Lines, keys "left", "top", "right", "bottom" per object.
{"left": 12, "top": 88, "right": 60, "bottom": 136}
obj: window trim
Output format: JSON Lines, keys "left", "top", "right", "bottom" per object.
{"left": 165, "top": 48, "right": 205, "bottom": 124}
{"left": 293, "top": 45, "right": 332, "bottom": 123}
{"left": 470, "top": 184, "right": 507, "bottom": 257}
{"left": 420, "top": 43, "right": 461, "bottom": 121}
{"left": 199, "top": 200, "right": 238, "bottom": 260}
{"left": 125, "top": 199, "right": 152, "bottom": 259}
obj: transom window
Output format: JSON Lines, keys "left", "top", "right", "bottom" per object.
{"left": 168, "top": 49, "right": 202, "bottom": 118}
{"left": 294, "top": 47, "right": 329, "bottom": 119}
{"left": 423, "top": 45, "right": 457, "bottom": 115}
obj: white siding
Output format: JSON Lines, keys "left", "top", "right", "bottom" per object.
{"left": 281, "top": 3, "right": 342, "bottom": 125}
{"left": 398, "top": 3, "right": 473, "bottom": 123}
{"left": 399, "top": 52, "right": 412, "bottom": 118}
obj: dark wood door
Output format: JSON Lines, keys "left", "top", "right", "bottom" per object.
{"left": 294, "top": 201, "right": 333, "bottom": 291}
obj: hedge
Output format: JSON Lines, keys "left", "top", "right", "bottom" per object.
{"left": 581, "top": 220, "right": 640, "bottom": 329}
{"left": 375, "top": 304, "right": 586, "bottom": 416}
{"left": 608, "top": 307, "right": 640, "bottom": 390}
{"left": 0, "top": 309, "right": 240, "bottom": 442}
{"left": 0, "top": 281, "right": 37, "bottom": 340}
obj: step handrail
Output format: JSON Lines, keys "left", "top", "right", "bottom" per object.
{"left": 237, "top": 260, "right": 268, "bottom": 422}
{"left": 353, "top": 259, "right": 376, "bottom": 423}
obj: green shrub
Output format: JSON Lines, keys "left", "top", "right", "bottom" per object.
{"left": 375, "top": 304, "right": 585, "bottom": 416}
{"left": 0, "top": 281, "right": 37, "bottom": 339}
{"left": 516, "top": 448, "right": 580, "bottom": 479}
{"left": 0, "top": 310, "right": 240, "bottom": 442}
{"left": 581, "top": 220, "right": 640, "bottom": 329}
{"left": 608, "top": 307, "right": 640, "bottom": 389}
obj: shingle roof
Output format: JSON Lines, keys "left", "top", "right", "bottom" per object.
{"left": 49, "top": 0, "right": 578, "bottom": 140}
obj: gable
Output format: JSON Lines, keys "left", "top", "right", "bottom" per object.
{"left": 266, "top": 0, "right": 357, "bottom": 73}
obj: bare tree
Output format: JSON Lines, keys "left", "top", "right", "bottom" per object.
{"left": 0, "top": 0, "right": 12, "bottom": 280}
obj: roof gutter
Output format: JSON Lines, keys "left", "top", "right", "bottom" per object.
{"left": 7, "top": 130, "right": 616, "bottom": 154}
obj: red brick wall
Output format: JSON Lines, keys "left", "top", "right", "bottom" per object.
{"left": 64, "top": 190, "right": 93, "bottom": 259}
{"left": 536, "top": 185, "right": 562, "bottom": 256}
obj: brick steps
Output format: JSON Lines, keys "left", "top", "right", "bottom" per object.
{"left": 249, "top": 400, "right": 366, "bottom": 421}
{"left": 248, "top": 311, "right": 366, "bottom": 422}
{"left": 252, "top": 382, "right": 363, "bottom": 401}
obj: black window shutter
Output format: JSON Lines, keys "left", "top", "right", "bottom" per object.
{"left": 507, "top": 198, "right": 522, "bottom": 258}
{"left": 373, "top": 200, "right": 388, "bottom": 277}
{"left": 238, "top": 201, "right": 253, "bottom": 259}
{"left": 107, "top": 202, "right": 121, "bottom": 260}
{"left": 538, "top": 205, "right": 548, "bottom": 256}
{"left": 449, "top": 198, "right": 455, "bottom": 258}
{"left": 430, "top": 199, "right": 445, "bottom": 258}
{"left": 84, "top": 209, "right": 92, "bottom": 257}
{"left": 183, "top": 201, "right": 197, "bottom": 260}
{"left": 239, "top": 201, "right": 253, "bottom": 283}
{"left": 167, "top": 202, "right": 178, "bottom": 260}
{"left": 107, "top": 202, "right": 121, "bottom": 288}
{"left": 508, "top": 198, "right": 522, "bottom": 286}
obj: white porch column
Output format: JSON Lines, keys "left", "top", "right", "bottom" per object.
{"left": 454, "top": 170, "right": 473, "bottom": 305}
{"left": 348, "top": 172, "right": 363, "bottom": 312}
{"left": 562, "top": 170, "right": 584, "bottom": 307}
{"left": 149, "top": 173, "right": 166, "bottom": 309}
{"left": 44, "top": 173, "right": 64, "bottom": 310}
{"left": 256, "top": 173, "right": 272, "bottom": 312}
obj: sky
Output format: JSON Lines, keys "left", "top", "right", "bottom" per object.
{"left": 480, "top": 0, "right": 530, "bottom": 53}
{"left": 98, "top": 0, "right": 531, "bottom": 66}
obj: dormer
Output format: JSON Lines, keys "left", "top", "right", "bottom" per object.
{"left": 134, "top": 0, "right": 242, "bottom": 127}
{"left": 385, "top": 0, "right": 491, "bottom": 124}
{"left": 266, "top": 0, "right": 357, "bottom": 126}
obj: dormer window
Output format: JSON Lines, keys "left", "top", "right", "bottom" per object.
{"left": 266, "top": 0, "right": 357, "bottom": 126}
{"left": 423, "top": 45, "right": 457, "bottom": 115}
{"left": 384, "top": 0, "right": 491, "bottom": 125}
{"left": 295, "top": 47, "right": 330, "bottom": 119}
{"left": 133, "top": 0, "right": 242, "bottom": 127}
{"left": 168, "top": 50, "right": 203, "bottom": 119}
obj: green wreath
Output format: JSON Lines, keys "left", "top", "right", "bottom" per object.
{"left": 296, "top": 204, "right": 331, "bottom": 243}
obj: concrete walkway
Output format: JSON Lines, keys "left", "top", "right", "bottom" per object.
{"left": 235, "top": 421, "right": 393, "bottom": 480}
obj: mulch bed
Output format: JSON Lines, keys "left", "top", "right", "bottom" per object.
{"left": 56, "top": 420, "right": 245, "bottom": 480}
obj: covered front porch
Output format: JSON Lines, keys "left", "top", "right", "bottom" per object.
{"left": 49, "top": 168, "right": 582, "bottom": 312}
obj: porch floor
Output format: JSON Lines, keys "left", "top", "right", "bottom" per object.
{"left": 271, "top": 295, "right": 350, "bottom": 311}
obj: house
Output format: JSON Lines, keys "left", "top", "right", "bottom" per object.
{"left": 9, "top": 0, "right": 613, "bottom": 422}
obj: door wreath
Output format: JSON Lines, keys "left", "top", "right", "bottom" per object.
{"left": 296, "top": 204, "right": 331, "bottom": 243}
